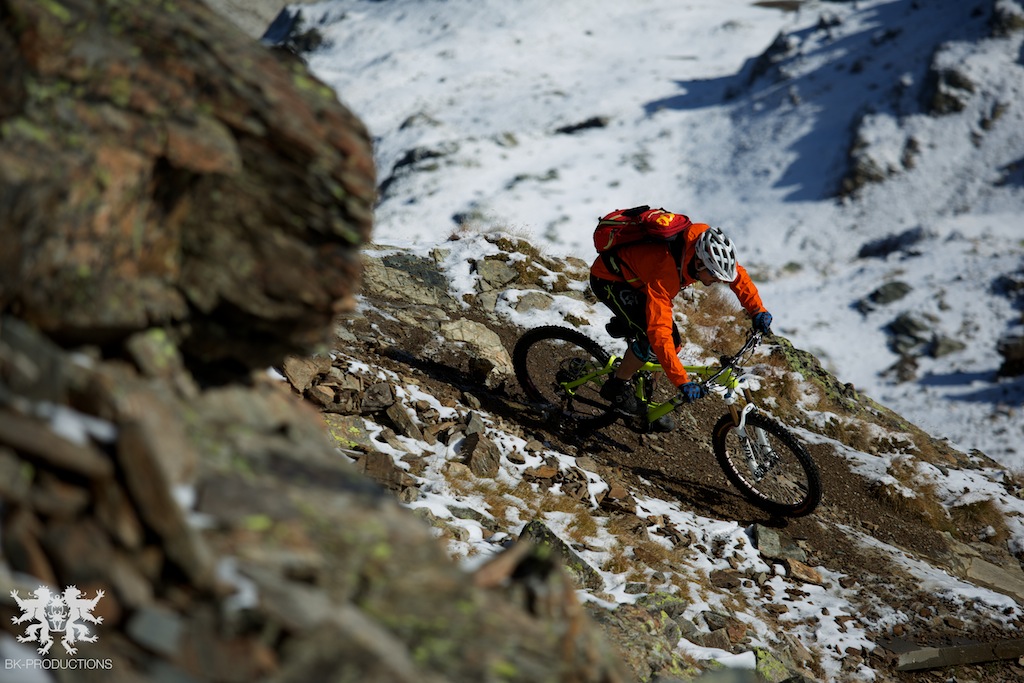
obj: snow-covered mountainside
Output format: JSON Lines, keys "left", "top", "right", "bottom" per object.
{"left": 288, "top": 0, "right": 1024, "bottom": 468}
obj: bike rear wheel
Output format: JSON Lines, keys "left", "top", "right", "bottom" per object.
{"left": 712, "top": 412, "right": 821, "bottom": 517}
{"left": 512, "top": 326, "right": 618, "bottom": 428}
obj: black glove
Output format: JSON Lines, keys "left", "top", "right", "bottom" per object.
{"left": 753, "top": 311, "right": 773, "bottom": 334}
{"left": 679, "top": 381, "right": 707, "bottom": 403}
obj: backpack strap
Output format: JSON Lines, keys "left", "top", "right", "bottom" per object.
{"left": 600, "top": 251, "right": 624, "bottom": 277}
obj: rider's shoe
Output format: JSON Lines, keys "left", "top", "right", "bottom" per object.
{"left": 600, "top": 377, "right": 640, "bottom": 415}
{"left": 651, "top": 414, "right": 677, "bottom": 432}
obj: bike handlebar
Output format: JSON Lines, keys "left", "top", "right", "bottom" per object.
{"left": 694, "top": 330, "right": 766, "bottom": 390}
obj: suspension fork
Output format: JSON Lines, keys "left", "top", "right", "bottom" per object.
{"left": 729, "top": 403, "right": 757, "bottom": 438}
{"left": 729, "top": 389, "right": 772, "bottom": 453}
{"left": 727, "top": 389, "right": 761, "bottom": 439}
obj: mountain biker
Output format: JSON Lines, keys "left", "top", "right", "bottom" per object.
{"left": 589, "top": 207, "right": 772, "bottom": 431}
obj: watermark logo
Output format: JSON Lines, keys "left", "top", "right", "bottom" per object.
{"left": 11, "top": 586, "right": 104, "bottom": 656}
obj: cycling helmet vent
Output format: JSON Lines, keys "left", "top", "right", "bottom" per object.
{"left": 695, "top": 227, "right": 738, "bottom": 282}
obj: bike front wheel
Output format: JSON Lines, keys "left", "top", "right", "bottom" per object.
{"left": 512, "top": 326, "right": 618, "bottom": 428}
{"left": 712, "top": 412, "right": 822, "bottom": 517}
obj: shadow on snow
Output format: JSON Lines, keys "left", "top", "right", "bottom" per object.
{"left": 641, "top": 0, "right": 993, "bottom": 202}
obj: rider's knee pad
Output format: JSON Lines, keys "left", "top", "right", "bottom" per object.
{"left": 630, "top": 338, "right": 657, "bottom": 363}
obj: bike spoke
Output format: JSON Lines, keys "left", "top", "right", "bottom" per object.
{"left": 713, "top": 413, "right": 821, "bottom": 516}
{"left": 513, "top": 326, "right": 616, "bottom": 423}
{"left": 733, "top": 435, "right": 806, "bottom": 502}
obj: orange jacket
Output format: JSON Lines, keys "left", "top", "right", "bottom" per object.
{"left": 590, "top": 221, "right": 765, "bottom": 386}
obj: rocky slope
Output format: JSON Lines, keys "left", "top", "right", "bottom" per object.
{"left": 302, "top": 234, "right": 1024, "bottom": 683}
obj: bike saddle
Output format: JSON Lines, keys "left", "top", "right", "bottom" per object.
{"left": 605, "top": 317, "right": 630, "bottom": 339}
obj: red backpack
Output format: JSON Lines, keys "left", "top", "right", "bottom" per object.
{"left": 593, "top": 205, "right": 692, "bottom": 275}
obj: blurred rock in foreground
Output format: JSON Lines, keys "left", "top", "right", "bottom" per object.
{"left": 0, "top": 1, "right": 632, "bottom": 682}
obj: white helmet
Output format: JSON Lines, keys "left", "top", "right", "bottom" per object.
{"left": 695, "top": 227, "right": 738, "bottom": 282}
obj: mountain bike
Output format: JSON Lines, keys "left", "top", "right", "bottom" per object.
{"left": 512, "top": 325, "right": 822, "bottom": 517}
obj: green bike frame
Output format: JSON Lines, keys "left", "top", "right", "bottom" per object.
{"left": 556, "top": 356, "right": 742, "bottom": 424}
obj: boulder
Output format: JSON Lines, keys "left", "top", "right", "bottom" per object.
{"left": 0, "top": 0, "right": 375, "bottom": 372}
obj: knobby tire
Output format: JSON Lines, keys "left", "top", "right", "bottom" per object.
{"left": 512, "top": 326, "right": 619, "bottom": 431}
{"left": 712, "top": 412, "right": 822, "bottom": 517}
